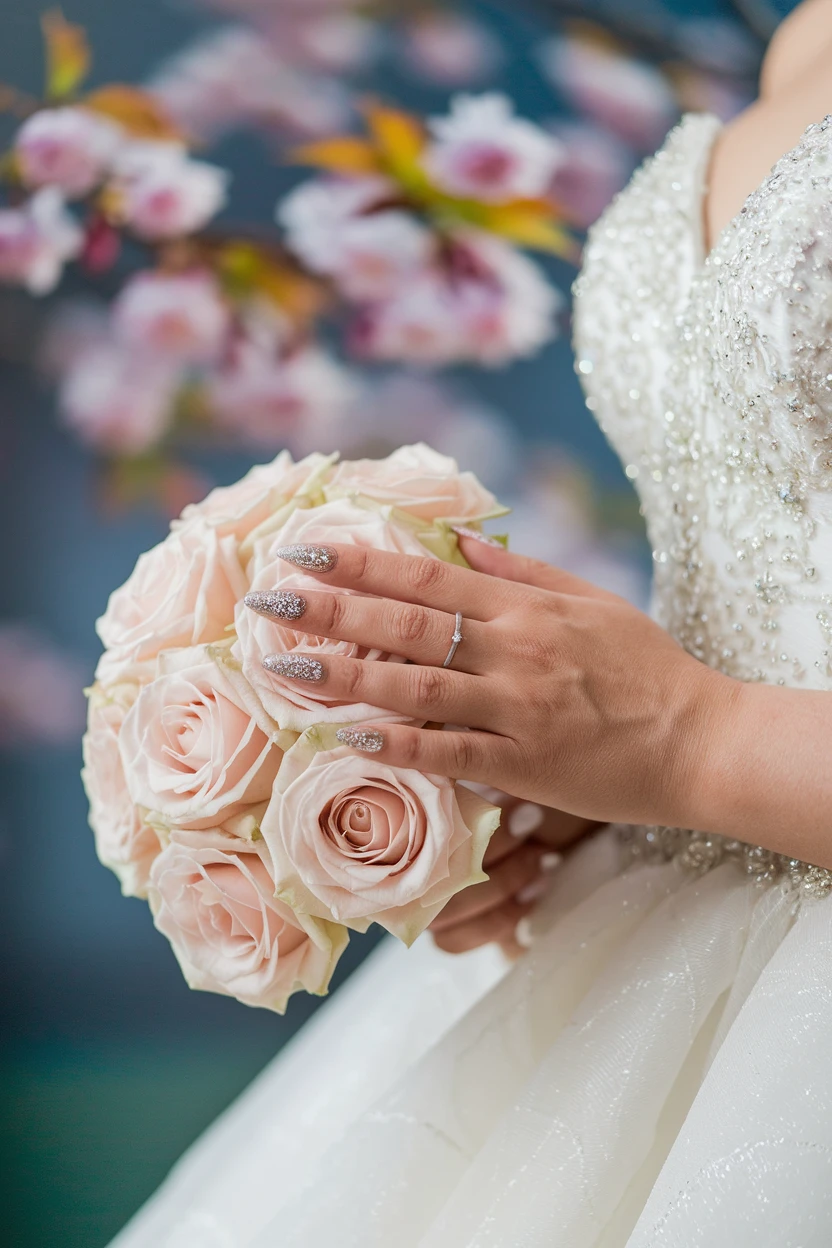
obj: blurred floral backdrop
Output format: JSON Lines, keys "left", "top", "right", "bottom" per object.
{"left": 0, "top": 0, "right": 790, "bottom": 1244}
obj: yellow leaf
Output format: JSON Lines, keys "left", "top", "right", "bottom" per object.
{"left": 361, "top": 99, "right": 427, "bottom": 183}
{"left": 477, "top": 203, "right": 578, "bottom": 259}
{"left": 291, "top": 137, "right": 383, "bottom": 175}
{"left": 83, "top": 85, "right": 184, "bottom": 141}
{"left": 42, "top": 10, "right": 90, "bottom": 101}
{"left": 213, "top": 240, "right": 328, "bottom": 325}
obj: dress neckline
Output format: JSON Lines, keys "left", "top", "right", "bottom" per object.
{"left": 686, "top": 110, "right": 832, "bottom": 274}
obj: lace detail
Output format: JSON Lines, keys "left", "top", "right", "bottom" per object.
{"left": 574, "top": 113, "right": 832, "bottom": 881}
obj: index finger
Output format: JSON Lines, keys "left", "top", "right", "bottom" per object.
{"left": 273, "top": 541, "right": 525, "bottom": 621}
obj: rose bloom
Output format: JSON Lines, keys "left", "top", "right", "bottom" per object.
{"left": 15, "top": 107, "right": 122, "bottom": 198}
{"left": 210, "top": 343, "right": 357, "bottom": 451}
{"left": 96, "top": 519, "right": 248, "bottom": 681}
{"left": 111, "top": 141, "right": 228, "bottom": 240}
{"left": 325, "top": 442, "right": 500, "bottom": 523}
{"left": 423, "top": 93, "right": 564, "bottom": 204}
{"left": 120, "top": 649, "right": 281, "bottom": 829}
{"left": 174, "top": 449, "right": 335, "bottom": 541}
{"left": 113, "top": 270, "right": 230, "bottom": 364}
{"left": 0, "top": 188, "right": 83, "bottom": 294}
{"left": 149, "top": 830, "right": 348, "bottom": 1012}
{"left": 60, "top": 343, "right": 179, "bottom": 455}
{"left": 539, "top": 37, "right": 677, "bottom": 152}
{"left": 235, "top": 497, "right": 440, "bottom": 731}
{"left": 83, "top": 683, "right": 160, "bottom": 898}
{"left": 261, "top": 736, "right": 500, "bottom": 943}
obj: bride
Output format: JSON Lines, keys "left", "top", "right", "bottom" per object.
{"left": 113, "top": 2, "right": 832, "bottom": 1244}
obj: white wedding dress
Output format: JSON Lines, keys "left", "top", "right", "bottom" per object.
{"left": 113, "top": 112, "right": 832, "bottom": 1247}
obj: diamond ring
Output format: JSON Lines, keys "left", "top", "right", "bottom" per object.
{"left": 442, "top": 612, "right": 464, "bottom": 669}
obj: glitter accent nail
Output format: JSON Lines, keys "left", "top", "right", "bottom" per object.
{"left": 244, "top": 590, "right": 306, "bottom": 621}
{"left": 275, "top": 544, "right": 338, "bottom": 573}
{"left": 263, "top": 654, "right": 325, "bottom": 683}
{"left": 335, "top": 727, "right": 385, "bottom": 753}
{"left": 515, "top": 917, "right": 535, "bottom": 949}
{"left": 451, "top": 526, "right": 503, "bottom": 549}
{"left": 508, "top": 801, "right": 545, "bottom": 838}
{"left": 541, "top": 851, "right": 563, "bottom": 872}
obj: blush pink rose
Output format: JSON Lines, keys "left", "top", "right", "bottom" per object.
{"left": 261, "top": 736, "right": 500, "bottom": 944}
{"left": 173, "top": 450, "right": 336, "bottom": 543}
{"left": 120, "top": 650, "right": 281, "bottom": 829}
{"left": 149, "top": 830, "right": 348, "bottom": 1012}
{"left": 82, "top": 682, "right": 160, "bottom": 898}
{"left": 325, "top": 442, "right": 502, "bottom": 523}
{"left": 96, "top": 520, "right": 248, "bottom": 682}
{"left": 234, "top": 498, "right": 437, "bottom": 732}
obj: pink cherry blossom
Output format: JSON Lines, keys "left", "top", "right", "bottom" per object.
{"left": 112, "top": 270, "right": 230, "bottom": 365}
{"left": 60, "top": 343, "right": 179, "bottom": 455}
{"left": 423, "top": 94, "right": 564, "bottom": 204}
{"left": 263, "top": 13, "right": 378, "bottom": 73}
{"left": 547, "top": 120, "right": 634, "bottom": 229}
{"left": 539, "top": 37, "right": 678, "bottom": 152}
{"left": 0, "top": 188, "right": 83, "bottom": 294}
{"left": 401, "top": 12, "right": 501, "bottom": 86}
{"left": 278, "top": 176, "right": 395, "bottom": 274}
{"left": 150, "top": 28, "right": 351, "bottom": 143}
{"left": 210, "top": 343, "right": 357, "bottom": 451}
{"left": 15, "top": 107, "right": 122, "bottom": 198}
{"left": 0, "top": 623, "right": 86, "bottom": 747}
{"left": 354, "top": 230, "right": 560, "bottom": 368}
{"left": 328, "top": 211, "right": 435, "bottom": 302}
{"left": 110, "top": 141, "right": 228, "bottom": 240}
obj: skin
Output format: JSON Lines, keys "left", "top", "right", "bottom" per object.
{"left": 249, "top": 2, "right": 832, "bottom": 956}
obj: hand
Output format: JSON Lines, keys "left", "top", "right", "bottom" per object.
{"left": 429, "top": 795, "right": 596, "bottom": 959}
{"left": 246, "top": 533, "right": 738, "bottom": 833}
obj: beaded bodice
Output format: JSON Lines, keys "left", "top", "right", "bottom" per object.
{"left": 572, "top": 113, "right": 832, "bottom": 893}
{"left": 574, "top": 112, "right": 832, "bottom": 690}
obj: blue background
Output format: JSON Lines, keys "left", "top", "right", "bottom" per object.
{"left": 0, "top": 1, "right": 795, "bottom": 1244}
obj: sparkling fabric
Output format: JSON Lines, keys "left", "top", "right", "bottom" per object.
{"left": 111, "top": 115, "right": 832, "bottom": 1248}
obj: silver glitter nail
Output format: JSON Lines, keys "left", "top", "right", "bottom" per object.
{"left": 263, "top": 654, "right": 325, "bottom": 683}
{"left": 515, "top": 917, "right": 535, "bottom": 949}
{"left": 451, "top": 526, "right": 503, "bottom": 549}
{"left": 244, "top": 590, "right": 306, "bottom": 621}
{"left": 275, "top": 544, "right": 338, "bottom": 573}
{"left": 335, "top": 727, "right": 385, "bottom": 753}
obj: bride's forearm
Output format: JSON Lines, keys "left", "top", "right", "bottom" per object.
{"left": 680, "top": 681, "right": 832, "bottom": 865}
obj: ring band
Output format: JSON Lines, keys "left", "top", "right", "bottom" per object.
{"left": 443, "top": 612, "right": 464, "bottom": 669}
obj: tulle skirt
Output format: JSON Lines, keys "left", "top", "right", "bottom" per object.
{"left": 112, "top": 825, "right": 832, "bottom": 1247}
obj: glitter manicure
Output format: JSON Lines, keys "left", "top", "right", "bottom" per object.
{"left": 275, "top": 544, "right": 339, "bottom": 573}
{"left": 244, "top": 590, "right": 307, "bottom": 621}
{"left": 263, "top": 654, "right": 325, "bottom": 683}
{"left": 451, "top": 526, "right": 504, "bottom": 549}
{"left": 335, "top": 727, "right": 385, "bottom": 753}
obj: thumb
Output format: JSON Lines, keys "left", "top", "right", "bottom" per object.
{"left": 452, "top": 527, "right": 619, "bottom": 601}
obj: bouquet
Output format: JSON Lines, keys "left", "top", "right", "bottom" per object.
{"left": 83, "top": 444, "right": 507, "bottom": 1012}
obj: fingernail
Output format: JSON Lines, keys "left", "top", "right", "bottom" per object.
{"left": 541, "top": 851, "right": 563, "bottom": 872}
{"left": 336, "top": 727, "right": 385, "bottom": 753}
{"left": 263, "top": 654, "right": 325, "bottom": 683}
{"left": 452, "top": 526, "right": 503, "bottom": 549}
{"left": 275, "top": 544, "right": 338, "bottom": 573}
{"left": 245, "top": 590, "right": 306, "bottom": 621}
{"left": 516, "top": 877, "right": 551, "bottom": 905}
{"left": 515, "top": 916, "right": 534, "bottom": 948}
{"left": 508, "top": 802, "right": 545, "bottom": 838}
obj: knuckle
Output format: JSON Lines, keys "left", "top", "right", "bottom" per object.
{"left": 409, "top": 664, "right": 448, "bottom": 714}
{"left": 341, "top": 660, "right": 365, "bottom": 700}
{"left": 398, "top": 730, "right": 424, "bottom": 767}
{"left": 408, "top": 556, "right": 446, "bottom": 596}
{"left": 350, "top": 545, "right": 372, "bottom": 586}
{"left": 449, "top": 732, "right": 478, "bottom": 775}
{"left": 322, "top": 590, "right": 347, "bottom": 635}
{"left": 390, "top": 602, "right": 431, "bottom": 649}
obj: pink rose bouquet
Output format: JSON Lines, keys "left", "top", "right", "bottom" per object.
{"left": 84, "top": 444, "right": 506, "bottom": 1011}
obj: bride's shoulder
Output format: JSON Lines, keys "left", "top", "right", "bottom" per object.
{"left": 760, "top": 0, "right": 832, "bottom": 99}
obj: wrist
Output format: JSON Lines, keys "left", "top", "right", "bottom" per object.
{"left": 660, "top": 663, "right": 748, "bottom": 832}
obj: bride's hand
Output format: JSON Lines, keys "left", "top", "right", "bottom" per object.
{"left": 246, "top": 533, "right": 738, "bottom": 832}
{"left": 428, "top": 797, "right": 596, "bottom": 959}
